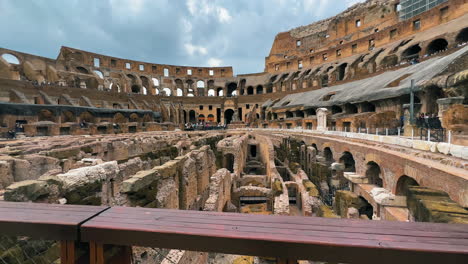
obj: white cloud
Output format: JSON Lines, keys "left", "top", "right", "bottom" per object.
{"left": 217, "top": 7, "right": 232, "bottom": 23}
{"left": 185, "top": 43, "right": 208, "bottom": 56}
{"left": 110, "top": 0, "right": 145, "bottom": 15}
{"left": 207, "top": 58, "right": 222, "bottom": 67}
{"left": 186, "top": 0, "right": 232, "bottom": 23}
{"left": 345, "top": 0, "right": 365, "bottom": 7}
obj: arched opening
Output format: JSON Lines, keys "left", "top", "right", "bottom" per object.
{"left": 344, "top": 103, "right": 358, "bottom": 114}
{"left": 129, "top": 113, "right": 139, "bottom": 123}
{"left": 426, "top": 39, "right": 448, "bottom": 55}
{"left": 331, "top": 105, "right": 343, "bottom": 114}
{"left": 131, "top": 85, "right": 140, "bottom": 94}
{"left": 114, "top": 113, "right": 127, "bottom": 124}
{"left": 79, "top": 111, "right": 94, "bottom": 123}
{"left": 207, "top": 80, "right": 215, "bottom": 89}
{"left": 162, "top": 88, "right": 172, "bottom": 96}
{"left": 217, "top": 88, "right": 224, "bottom": 97}
{"left": 197, "top": 80, "right": 205, "bottom": 96}
{"left": 142, "top": 87, "right": 148, "bottom": 95}
{"left": 224, "top": 153, "right": 235, "bottom": 173}
{"left": 366, "top": 161, "right": 383, "bottom": 187}
{"left": 198, "top": 114, "right": 205, "bottom": 122}
{"left": 323, "top": 147, "right": 334, "bottom": 163}
{"left": 402, "top": 44, "right": 421, "bottom": 60}
{"left": 361, "top": 102, "right": 376, "bottom": 112}
{"left": 62, "top": 111, "right": 76, "bottom": 123}
{"left": 187, "top": 93, "right": 194, "bottom": 97}
{"left": 224, "top": 109, "right": 235, "bottom": 125}
{"left": 285, "top": 111, "right": 294, "bottom": 118}
{"left": 306, "top": 108, "right": 316, "bottom": 116}
{"left": 339, "top": 152, "right": 355, "bottom": 172}
{"left": 155, "top": 89, "right": 160, "bottom": 95}
{"left": 311, "top": 144, "right": 318, "bottom": 152}
{"left": 295, "top": 111, "right": 304, "bottom": 118}
{"left": 38, "top": 109, "right": 55, "bottom": 122}
{"left": 227, "top": 83, "right": 237, "bottom": 97}
{"left": 380, "top": 55, "right": 398, "bottom": 68}
{"left": 76, "top": 67, "right": 89, "bottom": 74}
{"left": 336, "top": 63, "right": 347, "bottom": 81}
{"left": 176, "top": 88, "right": 183, "bottom": 96}
{"left": 455, "top": 27, "right": 468, "bottom": 44}
{"left": 247, "top": 86, "right": 254, "bottom": 95}
{"left": 207, "top": 114, "right": 215, "bottom": 122}
{"left": 208, "top": 89, "right": 215, "bottom": 96}
{"left": 273, "top": 113, "right": 278, "bottom": 120}
{"left": 358, "top": 196, "right": 374, "bottom": 220}
{"left": 1, "top": 53, "right": 20, "bottom": 64}
{"left": 256, "top": 85, "right": 263, "bottom": 94}
{"left": 266, "top": 85, "right": 273, "bottom": 93}
{"left": 267, "top": 112, "right": 272, "bottom": 120}
{"left": 396, "top": 176, "right": 419, "bottom": 196}
{"left": 94, "top": 71, "right": 104, "bottom": 80}
{"left": 186, "top": 110, "right": 196, "bottom": 123}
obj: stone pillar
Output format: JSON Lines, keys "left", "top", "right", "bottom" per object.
{"left": 403, "top": 103, "right": 422, "bottom": 137}
{"left": 316, "top": 108, "right": 328, "bottom": 131}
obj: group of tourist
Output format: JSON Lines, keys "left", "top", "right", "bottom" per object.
{"left": 184, "top": 122, "right": 226, "bottom": 131}
{"left": 416, "top": 113, "right": 442, "bottom": 129}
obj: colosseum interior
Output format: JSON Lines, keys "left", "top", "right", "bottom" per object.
{"left": 0, "top": 0, "right": 467, "bottom": 263}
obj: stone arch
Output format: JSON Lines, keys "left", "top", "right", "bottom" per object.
{"left": 131, "top": 85, "right": 141, "bottom": 94}
{"left": 247, "top": 86, "right": 254, "bottom": 95}
{"left": 140, "top": 76, "right": 150, "bottom": 89}
{"left": 331, "top": 105, "right": 343, "bottom": 114}
{"left": 93, "top": 70, "right": 104, "bottom": 79}
{"left": 336, "top": 63, "right": 347, "bottom": 81}
{"left": 224, "top": 109, "right": 235, "bottom": 124}
{"left": 365, "top": 161, "right": 382, "bottom": 187}
{"left": 114, "top": 113, "right": 127, "bottom": 123}
{"left": 197, "top": 80, "right": 205, "bottom": 88}
{"left": 1, "top": 53, "right": 20, "bottom": 65}
{"left": 207, "top": 114, "right": 215, "bottom": 122}
{"left": 323, "top": 147, "right": 334, "bottom": 163}
{"left": 395, "top": 175, "right": 419, "bottom": 196}
{"left": 380, "top": 55, "right": 398, "bottom": 68}
{"left": 339, "top": 152, "right": 355, "bottom": 172}
{"left": 129, "top": 113, "right": 139, "bottom": 123}
{"left": 217, "top": 87, "right": 224, "bottom": 97}
{"left": 285, "top": 111, "right": 293, "bottom": 118}
{"left": 38, "top": 109, "right": 55, "bottom": 122}
{"left": 189, "top": 110, "right": 197, "bottom": 123}
{"left": 62, "top": 111, "right": 76, "bottom": 123}
{"left": 79, "top": 111, "right": 94, "bottom": 123}
{"left": 176, "top": 88, "right": 183, "bottom": 96}
{"left": 256, "top": 85, "right": 264, "bottom": 94}
{"left": 198, "top": 114, "right": 205, "bottom": 122}
{"left": 207, "top": 80, "right": 215, "bottom": 89}
{"left": 227, "top": 83, "right": 237, "bottom": 97}
{"left": 456, "top": 27, "right": 468, "bottom": 44}
{"left": 401, "top": 44, "right": 421, "bottom": 60}
{"left": 426, "top": 38, "right": 448, "bottom": 55}
{"left": 76, "top": 67, "right": 89, "bottom": 74}
{"left": 208, "top": 89, "right": 215, "bottom": 96}
{"left": 162, "top": 88, "right": 172, "bottom": 96}
{"left": 361, "top": 102, "right": 376, "bottom": 112}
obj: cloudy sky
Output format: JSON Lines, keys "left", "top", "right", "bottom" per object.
{"left": 0, "top": 0, "right": 364, "bottom": 74}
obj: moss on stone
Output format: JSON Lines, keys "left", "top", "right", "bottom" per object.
{"left": 302, "top": 179, "right": 319, "bottom": 197}
{"left": 272, "top": 178, "right": 283, "bottom": 196}
{"left": 334, "top": 190, "right": 366, "bottom": 217}
{"left": 318, "top": 205, "right": 340, "bottom": 218}
{"left": 407, "top": 186, "right": 468, "bottom": 224}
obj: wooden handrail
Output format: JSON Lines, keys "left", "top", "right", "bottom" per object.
{"left": 1, "top": 201, "right": 467, "bottom": 264}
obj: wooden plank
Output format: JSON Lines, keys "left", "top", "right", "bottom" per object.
{"left": 81, "top": 207, "right": 468, "bottom": 264}
{"left": 0, "top": 201, "right": 109, "bottom": 241}
{"left": 93, "top": 210, "right": 468, "bottom": 240}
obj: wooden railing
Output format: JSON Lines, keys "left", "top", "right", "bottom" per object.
{"left": 1, "top": 201, "right": 467, "bottom": 264}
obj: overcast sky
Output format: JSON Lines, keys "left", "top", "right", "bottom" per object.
{"left": 0, "top": 0, "right": 364, "bottom": 75}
